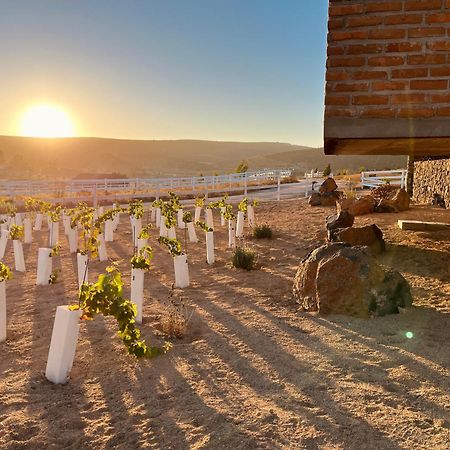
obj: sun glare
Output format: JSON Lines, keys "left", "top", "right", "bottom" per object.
{"left": 20, "top": 104, "right": 75, "bottom": 138}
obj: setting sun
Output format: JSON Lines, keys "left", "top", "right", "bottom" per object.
{"left": 20, "top": 104, "right": 75, "bottom": 137}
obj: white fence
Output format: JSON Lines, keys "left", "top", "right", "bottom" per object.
{"left": 361, "top": 169, "right": 407, "bottom": 189}
{"left": 1, "top": 168, "right": 293, "bottom": 205}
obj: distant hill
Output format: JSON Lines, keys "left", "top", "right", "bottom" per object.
{"left": 0, "top": 135, "right": 406, "bottom": 179}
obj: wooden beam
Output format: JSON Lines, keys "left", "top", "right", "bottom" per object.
{"left": 398, "top": 220, "right": 450, "bottom": 231}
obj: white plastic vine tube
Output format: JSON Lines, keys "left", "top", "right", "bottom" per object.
{"left": 15, "top": 213, "right": 23, "bottom": 226}
{"left": 228, "top": 219, "right": 236, "bottom": 248}
{"left": 168, "top": 227, "right": 177, "bottom": 240}
{"left": 68, "top": 227, "right": 78, "bottom": 253}
{"left": 49, "top": 221, "right": 59, "bottom": 247}
{"left": 131, "top": 217, "right": 142, "bottom": 248}
{"left": 194, "top": 206, "right": 201, "bottom": 223}
{"left": 36, "top": 248, "right": 52, "bottom": 285}
{"left": 206, "top": 231, "right": 215, "bottom": 265}
{"left": 24, "top": 218, "right": 32, "bottom": 244}
{"left": 0, "top": 281, "right": 6, "bottom": 342}
{"left": 131, "top": 268, "right": 144, "bottom": 324}
{"left": 45, "top": 306, "right": 82, "bottom": 384}
{"left": 159, "top": 217, "right": 168, "bottom": 238}
{"left": 0, "top": 229, "right": 8, "bottom": 259}
{"left": 77, "top": 253, "right": 88, "bottom": 288}
{"left": 150, "top": 207, "right": 156, "bottom": 223}
{"left": 34, "top": 213, "right": 43, "bottom": 231}
{"left": 205, "top": 208, "right": 214, "bottom": 230}
{"left": 247, "top": 205, "right": 256, "bottom": 227}
{"left": 13, "top": 240, "right": 26, "bottom": 272}
{"left": 98, "top": 233, "right": 108, "bottom": 262}
{"left": 174, "top": 254, "right": 190, "bottom": 288}
{"left": 187, "top": 222, "right": 198, "bottom": 243}
{"left": 236, "top": 211, "right": 245, "bottom": 237}
{"left": 137, "top": 238, "right": 147, "bottom": 252}
{"left": 155, "top": 208, "right": 161, "bottom": 227}
{"left": 177, "top": 209, "right": 185, "bottom": 229}
{"left": 220, "top": 207, "right": 226, "bottom": 226}
{"left": 105, "top": 219, "right": 114, "bottom": 242}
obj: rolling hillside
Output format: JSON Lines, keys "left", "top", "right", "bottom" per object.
{"left": 0, "top": 135, "right": 406, "bottom": 179}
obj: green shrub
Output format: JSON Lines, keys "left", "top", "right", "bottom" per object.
{"left": 231, "top": 246, "right": 256, "bottom": 271}
{"left": 253, "top": 224, "right": 273, "bottom": 239}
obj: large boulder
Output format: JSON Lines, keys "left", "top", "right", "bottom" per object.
{"left": 293, "top": 243, "right": 412, "bottom": 317}
{"left": 309, "top": 190, "right": 341, "bottom": 207}
{"left": 326, "top": 211, "right": 355, "bottom": 232}
{"left": 374, "top": 188, "right": 410, "bottom": 213}
{"left": 337, "top": 196, "right": 376, "bottom": 216}
{"left": 333, "top": 224, "right": 385, "bottom": 253}
{"left": 319, "top": 177, "right": 338, "bottom": 194}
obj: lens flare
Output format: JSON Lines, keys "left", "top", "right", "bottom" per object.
{"left": 405, "top": 331, "right": 414, "bottom": 339}
{"left": 20, "top": 104, "right": 75, "bottom": 137}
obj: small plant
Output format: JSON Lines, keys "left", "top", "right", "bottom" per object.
{"left": 168, "top": 192, "right": 181, "bottom": 211}
{"left": 158, "top": 236, "right": 182, "bottom": 256}
{"left": 236, "top": 160, "right": 249, "bottom": 173}
{"left": 195, "top": 220, "right": 213, "bottom": 232}
{"left": 9, "top": 224, "right": 24, "bottom": 240}
{"left": 231, "top": 246, "right": 256, "bottom": 270}
{"left": 50, "top": 243, "right": 62, "bottom": 257}
{"left": 70, "top": 266, "right": 171, "bottom": 358}
{"left": 152, "top": 199, "right": 164, "bottom": 209}
{"left": 194, "top": 196, "right": 205, "bottom": 208}
{"left": 182, "top": 211, "right": 193, "bottom": 223}
{"left": 238, "top": 197, "right": 248, "bottom": 213}
{"left": 130, "top": 246, "right": 153, "bottom": 270}
{"left": 253, "top": 224, "right": 272, "bottom": 239}
{"left": 323, "top": 163, "right": 331, "bottom": 177}
{"left": 129, "top": 200, "right": 144, "bottom": 218}
{"left": 138, "top": 224, "right": 153, "bottom": 239}
{"left": 222, "top": 204, "right": 236, "bottom": 221}
{"left": 49, "top": 269, "right": 60, "bottom": 284}
{"left": 0, "top": 262, "right": 12, "bottom": 282}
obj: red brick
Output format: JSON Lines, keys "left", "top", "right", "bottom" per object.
{"left": 326, "top": 71, "right": 349, "bottom": 81}
{"left": 353, "top": 95, "right": 389, "bottom": 105}
{"left": 386, "top": 42, "right": 422, "bottom": 52}
{"left": 365, "top": 1, "right": 402, "bottom": 12}
{"left": 431, "top": 66, "right": 450, "bottom": 76}
{"left": 368, "top": 29, "right": 406, "bottom": 40}
{"left": 410, "top": 79, "right": 448, "bottom": 89}
{"left": 347, "top": 16, "right": 383, "bottom": 27}
{"left": 325, "top": 107, "right": 356, "bottom": 117}
{"left": 347, "top": 44, "right": 383, "bottom": 54}
{"left": 372, "top": 81, "right": 408, "bottom": 91}
{"left": 405, "top": 0, "right": 442, "bottom": 11}
{"left": 331, "top": 30, "right": 368, "bottom": 41}
{"left": 325, "top": 94, "right": 351, "bottom": 105}
{"left": 431, "top": 93, "right": 450, "bottom": 102}
{"left": 427, "top": 41, "right": 450, "bottom": 51}
{"left": 361, "top": 108, "right": 396, "bottom": 118}
{"left": 398, "top": 108, "right": 434, "bottom": 118}
{"left": 436, "top": 107, "right": 450, "bottom": 116}
{"left": 328, "top": 46, "right": 345, "bottom": 56}
{"left": 408, "top": 54, "right": 446, "bottom": 65}
{"left": 329, "top": 4, "right": 364, "bottom": 17}
{"left": 408, "top": 27, "right": 446, "bottom": 37}
{"left": 353, "top": 70, "right": 388, "bottom": 80}
{"left": 328, "top": 56, "right": 366, "bottom": 67}
{"left": 334, "top": 83, "right": 369, "bottom": 92}
{"left": 328, "top": 18, "right": 345, "bottom": 30}
{"left": 392, "top": 68, "right": 428, "bottom": 78}
{"left": 384, "top": 14, "right": 423, "bottom": 25}
{"left": 426, "top": 12, "right": 450, "bottom": 23}
{"left": 368, "top": 56, "right": 404, "bottom": 66}
{"left": 392, "top": 93, "right": 427, "bottom": 104}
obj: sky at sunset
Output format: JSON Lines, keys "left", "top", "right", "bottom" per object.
{"left": 0, "top": 1, "right": 328, "bottom": 146}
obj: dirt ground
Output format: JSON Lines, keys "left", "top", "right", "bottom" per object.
{"left": 0, "top": 199, "right": 449, "bottom": 449}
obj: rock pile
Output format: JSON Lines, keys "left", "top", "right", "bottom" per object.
{"left": 293, "top": 243, "right": 412, "bottom": 317}
{"left": 308, "top": 177, "right": 341, "bottom": 207}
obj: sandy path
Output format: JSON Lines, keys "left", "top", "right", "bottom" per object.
{"left": 0, "top": 200, "right": 449, "bottom": 449}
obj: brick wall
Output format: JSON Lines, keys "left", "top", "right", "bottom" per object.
{"left": 324, "top": 0, "right": 450, "bottom": 156}
{"left": 413, "top": 157, "right": 450, "bottom": 207}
